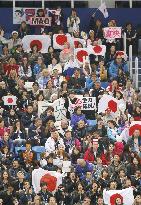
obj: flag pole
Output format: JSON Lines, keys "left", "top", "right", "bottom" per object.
{"left": 71, "top": 0, "right": 74, "bottom": 8}
{"left": 42, "top": 0, "right": 45, "bottom": 9}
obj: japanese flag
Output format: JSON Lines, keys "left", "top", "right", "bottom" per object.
{"left": 73, "top": 38, "right": 86, "bottom": 48}
{"left": 32, "top": 168, "right": 62, "bottom": 193}
{"left": 75, "top": 48, "right": 89, "bottom": 64}
{"left": 129, "top": 121, "right": 141, "bottom": 136}
{"left": 98, "top": 2, "right": 109, "bottom": 18}
{"left": 98, "top": 94, "right": 118, "bottom": 113}
{"left": 103, "top": 187, "right": 134, "bottom": 205}
{"left": 3, "top": 96, "right": 17, "bottom": 105}
{"left": 88, "top": 45, "right": 106, "bottom": 56}
{"left": 49, "top": 10, "right": 60, "bottom": 16}
{"left": 22, "top": 35, "right": 51, "bottom": 53}
{"left": 53, "top": 34, "right": 73, "bottom": 50}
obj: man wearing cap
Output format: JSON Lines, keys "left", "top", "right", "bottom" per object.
{"left": 0, "top": 30, "right": 22, "bottom": 50}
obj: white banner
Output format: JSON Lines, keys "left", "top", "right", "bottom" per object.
{"left": 103, "top": 187, "right": 134, "bottom": 205}
{"left": 81, "top": 97, "right": 96, "bottom": 110}
{"left": 104, "top": 27, "right": 122, "bottom": 39}
{"left": 38, "top": 98, "right": 66, "bottom": 121}
{"left": 3, "top": 96, "right": 17, "bottom": 105}
{"left": 22, "top": 35, "right": 51, "bottom": 53}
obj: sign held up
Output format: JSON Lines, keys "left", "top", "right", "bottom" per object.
{"left": 30, "top": 17, "right": 51, "bottom": 26}
{"left": 81, "top": 97, "right": 96, "bottom": 110}
{"left": 104, "top": 27, "right": 122, "bottom": 39}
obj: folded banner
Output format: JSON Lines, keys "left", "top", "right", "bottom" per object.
{"left": 32, "top": 167, "right": 62, "bottom": 193}
{"left": 22, "top": 35, "right": 51, "bottom": 53}
{"left": 103, "top": 187, "right": 134, "bottom": 205}
{"left": 104, "top": 27, "right": 122, "bottom": 39}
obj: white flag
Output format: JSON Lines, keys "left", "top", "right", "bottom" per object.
{"left": 22, "top": 35, "right": 51, "bottom": 53}
{"left": 32, "top": 168, "right": 62, "bottom": 193}
{"left": 103, "top": 187, "right": 134, "bottom": 205}
{"left": 3, "top": 96, "right": 17, "bottom": 105}
{"left": 98, "top": 2, "right": 109, "bottom": 18}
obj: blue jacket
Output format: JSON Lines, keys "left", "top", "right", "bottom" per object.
{"left": 71, "top": 114, "right": 88, "bottom": 129}
{"left": 108, "top": 60, "right": 128, "bottom": 79}
{"left": 33, "top": 64, "right": 41, "bottom": 75}
{"left": 86, "top": 77, "right": 94, "bottom": 90}
{"left": 75, "top": 161, "right": 93, "bottom": 179}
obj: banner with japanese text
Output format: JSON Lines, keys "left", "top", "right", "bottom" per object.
{"left": 104, "top": 27, "right": 122, "bottom": 39}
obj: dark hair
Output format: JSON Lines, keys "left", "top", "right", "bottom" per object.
{"left": 61, "top": 81, "right": 67, "bottom": 88}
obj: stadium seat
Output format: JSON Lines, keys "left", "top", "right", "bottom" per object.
{"left": 15, "top": 146, "right": 26, "bottom": 155}
{"left": 4, "top": 33, "right": 11, "bottom": 39}
{"left": 32, "top": 146, "right": 45, "bottom": 160}
{"left": 0, "top": 45, "right": 3, "bottom": 55}
{"left": 101, "top": 82, "right": 109, "bottom": 89}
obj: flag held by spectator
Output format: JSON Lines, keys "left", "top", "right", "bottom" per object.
{"left": 103, "top": 187, "right": 134, "bottom": 205}
{"left": 53, "top": 34, "right": 72, "bottom": 49}
{"left": 75, "top": 48, "right": 89, "bottom": 64}
{"left": 129, "top": 121, "right": 141, "bottom": 136}
{"left": 98, "top": 2, "right": 109, "bottom": 18}
{"left": 98, "top": 94, "right": 118, "bottom": 113}
{"left": 22, "top": 35, "right": 51, "bottom": 53}
{"left": 88, "top": 45, "right": 106, "bottom": 56}
{"left": 73, "top": 38, "right": 86, "bottom": 48}
{"left": 32, "top": 168, "right": 62, "bottom": 193}
{"left": 3, "top": 96, "right": 17, "bottom": 105}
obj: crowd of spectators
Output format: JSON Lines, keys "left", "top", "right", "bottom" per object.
{"left": 0, "top": 8, "right": 140, "bottom": 205}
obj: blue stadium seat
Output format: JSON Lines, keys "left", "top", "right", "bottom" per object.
{"left": 15, "top": 146, "right": 26, "bottom": 155}
{"left": 32, "top": 146, "right": 45, "bottom": 160}
{"left": 0, "top": 44, "right": 3, "bottom": 55}
{"left": 101, "top": 82, "right": 109, "bottom": 89}
{"left": 87, "top": 120, "right": 97, "bottom": 126}
{"left": 4, "top": 33, "right": 11, "bottom": 39}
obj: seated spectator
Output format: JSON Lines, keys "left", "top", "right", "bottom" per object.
{"left": 48, "top": 57, "right": 62, "bottom": 75}
{"left": 28, "top": 118, "right": 45, "bottom": 146}
{"left": 108, "top": 53, "right": 128, "bottom": 80}
{"left": 127, "top": 129, "right": 141, "bottom": 153}
{"left": 71, "top": 106, "right": 87, "bottom": 129}
{"left": 45, "top": 129, "right": 64, "bottom": 154}
{"left": 43, "top": 79, "right": 58, "bottom": 101}
{"left": 75, "top": 159, "right": 93, "bottom": 179}
{"left": 38, "top": 69, "right": 50, "bottom": 89}
{"left": 18, "top": 57, "right": 32, "bottom": 81}
{"left": 33, "top": 56, "right": 46, "bottom": 80}
{"left": 68, "top": 68, "right": 85, "bottom": 91}
{"left": 3, "top": 57, "right": 19, "bottom": 75}
{"left": 0, "top": 131, "right": 13, "bottom": 153}
{"left": 21, "top": 104, "right": 37, "bottom": 128}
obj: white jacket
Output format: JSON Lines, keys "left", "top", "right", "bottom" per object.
{"left": 45, "top": 137, "right": 64, "bottom": 154}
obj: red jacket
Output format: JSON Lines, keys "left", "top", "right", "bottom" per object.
{"left": 3, "top": 64, "right": 19, "bottom": 75}
{"left": 84, "top": 148, "right": 95, "bottom": 163}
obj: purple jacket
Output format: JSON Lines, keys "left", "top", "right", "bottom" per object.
{"left": 75, "top": 161, "right": 93, "bottom": 179}
{"left": 70, "top": 114, "right": 88, "bottom": 129}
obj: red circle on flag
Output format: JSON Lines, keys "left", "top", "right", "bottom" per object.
{"left": 30, "top": 40, "right": 42, "bottom": 51}
{"left": 129, "top": 124, "right": 141, "bottom": 136}
{"left": 108, "top": 100, "right": 117, "bottom": 113}
{"left": 110, "top": 193, "right": 123, "bottom": 205}
{"left": 93, "top": 45, "right": 102, "bottom": 54}
{"left": 76, "top": 50, "right": 88, "bottom": 62}
{"left": 56, "top": 34, "right": 67, "bottom": 46}
{"left": 7, "top": 98, "right": 13, "bottom": 104}
{"left": 40, "top": 173, "right": 57, "bottom": 192}
{"left": 74, "top": 40, "right": 79, "bottom": 48}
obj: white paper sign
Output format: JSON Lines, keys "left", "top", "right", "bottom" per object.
{"left": 104, "top": 27, "right": 122, "bottom": 39}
